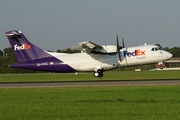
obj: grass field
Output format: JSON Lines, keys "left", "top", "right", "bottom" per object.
{"left": 0, "top": 71, "right": 180, "bottom": 120}
{"left": 0, "top": 71, "right": 180, "bottom": 82}
{"left": 1, "top": 86, "right": 180, "bottom": 120}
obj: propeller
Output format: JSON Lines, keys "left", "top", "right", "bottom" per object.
{"left": 122, "top": 37, "right": 125, "bottom": 48}
{"left": 116, "top": 34, "right": 125, "bottom": 62}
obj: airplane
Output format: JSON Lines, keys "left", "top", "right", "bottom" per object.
{"left": 5, "top": 30, "right": 172, "bottom": 78}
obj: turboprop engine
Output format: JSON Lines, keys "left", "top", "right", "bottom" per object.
{"left": 102, "top": 45, "right": 117, "bottom": 53}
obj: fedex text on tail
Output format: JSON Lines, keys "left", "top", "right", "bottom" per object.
{"left": 14, "top": 44, "right": 31, "bottom": 50}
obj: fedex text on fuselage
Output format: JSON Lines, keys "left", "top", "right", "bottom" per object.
{"left": 124, "top": 49, "right": 145, "bottom": 57}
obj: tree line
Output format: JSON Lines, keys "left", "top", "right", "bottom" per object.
{"left": 0, "top": 46, "right": 180, "bottom": 74}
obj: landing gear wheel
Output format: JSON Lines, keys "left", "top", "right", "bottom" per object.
{"left": 160, "top": 66, "right": 163, "bottom": 69}
{"left": 94, "top": 72, "right": 99, "bottom": 77}
{"left": 99, "top": 73, "right": 103, "bottom": 78}
{"left": 94, "top": 69, "right": 104, "bottom": 78}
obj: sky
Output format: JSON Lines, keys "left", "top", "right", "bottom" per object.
{"left": 0, "top": 0, "right": 180, "bottom": 51}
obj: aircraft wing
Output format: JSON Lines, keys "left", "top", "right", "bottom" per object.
{"left": 79, "top": 41, "right": 107, "bottom": 54}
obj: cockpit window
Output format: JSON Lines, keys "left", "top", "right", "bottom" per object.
{"left": 158, "top": 47, "right": 162, "bottom": 50}
{"left": 151, "top": 48, "right": 155, "bottom": 51}
{"left": 155, "top": 47, "right": 158, "bottom": 51}
{"left": 151, "top": 47, "right": 162, "bottom": 51}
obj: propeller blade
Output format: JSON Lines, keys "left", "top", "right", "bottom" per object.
{"left": 116, "top": 34, "right": 119, "bottom": 50}
{"left": 116, "top": 34, "right": 122, "bottom": 62}
{"left": 122, "top": 37, "right": 125, "bottom": 48}
{"left": 118, "top": 50, "right": 122, "bottom": 62}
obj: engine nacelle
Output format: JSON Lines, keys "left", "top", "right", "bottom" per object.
{"left": 102, "top": 45, "right": 117, "bottom": 53}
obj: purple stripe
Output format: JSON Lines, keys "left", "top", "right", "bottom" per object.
{"left": 10, "top": 57, "right": 76, "bottom": 73}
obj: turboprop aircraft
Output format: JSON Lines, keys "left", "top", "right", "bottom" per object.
{"left": 5, "top": 30, "right": 172, "bottom": 78}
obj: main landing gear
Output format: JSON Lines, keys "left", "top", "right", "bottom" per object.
{"left": 94, "top": 69, "right": 104, "bottom": 78}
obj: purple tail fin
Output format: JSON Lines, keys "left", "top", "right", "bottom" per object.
{"left": 5, "top": 30, "right": 51, "bottom": 62}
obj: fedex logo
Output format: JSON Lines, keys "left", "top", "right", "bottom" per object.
{"left": 124, "top": 49, "right": 145, "bottom": 57}
{"left": 14, "top": 44, "right": 31, "bottom": 50}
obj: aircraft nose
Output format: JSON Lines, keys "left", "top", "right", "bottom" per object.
{"left": 167, "top": 52, "right": 173, "bottom": 59}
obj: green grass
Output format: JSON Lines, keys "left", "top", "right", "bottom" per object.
{"left": 1, "top": 86, "right": 180, "bottom": 120}
{"left": 0, "top": 71, "right": 180, "bottom": 82}
{"left": 1, "top": 71, "right": 180, "bottom": 119}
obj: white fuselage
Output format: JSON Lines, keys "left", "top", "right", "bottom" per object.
{"left": 48, "top": 45, "right": 172, "bottom": 72}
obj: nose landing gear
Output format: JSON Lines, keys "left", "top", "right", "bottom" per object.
{"left": 156, "top": 62, "right": 165, "bottom": 69}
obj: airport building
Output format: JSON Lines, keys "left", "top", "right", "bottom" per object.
{"left": 165, "top": 58, "right": 180, "bottom": 68}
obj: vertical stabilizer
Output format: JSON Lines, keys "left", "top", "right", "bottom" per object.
{"left": 5, "top": 30, "right": 51, "bottom": 62}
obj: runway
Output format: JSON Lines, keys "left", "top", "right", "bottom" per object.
{"left": 1, "top": 79, "right": 180, "bottom": 88}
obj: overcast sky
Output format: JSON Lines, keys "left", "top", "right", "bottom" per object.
{"left": 1, "top": 0, "right": 180, "bottom": 51}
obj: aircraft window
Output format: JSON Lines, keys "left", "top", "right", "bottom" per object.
{"left": 151, "top": 48, "right": 155, "bottom": 51}
{"left": 152, "top": 47, "right": 162, "bottom": 51}
{"left": 158, "top": 47, "right": 162, "bottom": 50}
{"left": 155, "top": 47, "right": 158, "bottom": 51}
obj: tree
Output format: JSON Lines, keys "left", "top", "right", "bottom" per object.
{"left": 57, "top": 48, "right": 80, "bottom": 53}
{"left": 163, "top": 47, "right": 180, "bottom": 58}
{"left": 0, "top": 50, "right": 2, "bottom": 56}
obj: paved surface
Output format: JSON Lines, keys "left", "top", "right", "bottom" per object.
{"left": 1, "top": 79, "right": 180, "bottom": 88}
